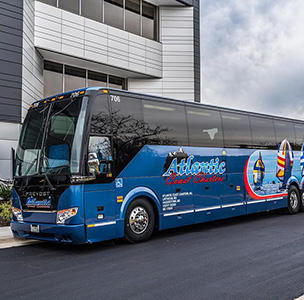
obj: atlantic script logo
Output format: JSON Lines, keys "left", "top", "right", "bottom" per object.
{"left": 162, "top": 155, "right": 226, "bottom": 185}
{"left": 26, "top": 196, "right": 52, "bottom": 209}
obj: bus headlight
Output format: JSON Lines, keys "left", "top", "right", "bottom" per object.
{"left": 56, "top": 207, "right": 78, "bottom": 224}
{"left": 12, "top": 207, "right": 23, "bottom": 222}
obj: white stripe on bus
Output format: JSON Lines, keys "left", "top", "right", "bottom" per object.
{"left": 163, "top": 210, "right": 194, "bottom": 217}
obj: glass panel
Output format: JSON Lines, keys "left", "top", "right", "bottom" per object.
{"left": 110, "top": 95, "right": 144, "bottom": 175}
{"left": 109, "top": 75, "right": 123, "bottom": 89}
{"left": 221, "top": 112, "right": 252, "bottom": 148}
{"left": 143, "top": 100, "right": 188, "bottom": 146}
{"left": 44, "top": 61, "right": 63, "bottom": 73}
{"left": 81, "top": 0, "right": 103, "bottom": 22}
{"left": 64, "top": 66, "right": 86, "bottom": 92}
{"left": 15, "top": 107, "right": 49, "bottom": 176}
{"left": 274, "top": 120, "right": 296, "bottom": 147}
{"left": 88, "top": 71, "right": 107, "bottom": 87}
{"left": 104, "top": 0, "right": 123, "bottom": 30}
{"left": 58, "top": 0, "right": 80, "bottom": 14}
{"left": 125, "top": 0, "right": 141, "bottom": 35}
{"left": 294, "top": 122, "right": 304, "bottom": 150}
{"left": 187, "top": 107, "right": 223, "bottom": 147}
{"left": 42, "top": 97, "right": 84, "bottom": 174}
{"left": 142, "top": 1, "right": 156, "bottom": 40}
{"left": 44, "top": 70, "right": 63, "bottom": 98}
{"left": 38, "top": 0, "right": 57, "bottom": 7}
{"left": 88, "top": 136, "right": 113, "bottom": 176}
{"left": 250, "top": 116, "right": 276, "bottom": 149}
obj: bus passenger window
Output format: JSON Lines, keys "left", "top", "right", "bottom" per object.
{"left": 274, "top": 120, "right": 296, "bottom": 147}
{"left": 294, "top": 122, "right": 304, "bottom": 150}
{"left": 222, "top": 112, "right": 252, "bottom": 148}
{"left": 143, "top": 100, "right": 188, "bottom": 146}
{"left": 186, "top": 107, "right": 223, "bottom": 147}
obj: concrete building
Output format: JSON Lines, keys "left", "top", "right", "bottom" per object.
{"left": 0, "top": 0, "right": 200, "bottom": 179}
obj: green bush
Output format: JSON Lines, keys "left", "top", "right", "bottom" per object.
{"left": 0, "top": 201, "right": 12, "bottom": 225}
{"left": 0, "top": 183, "right": 12, "bottom": 201}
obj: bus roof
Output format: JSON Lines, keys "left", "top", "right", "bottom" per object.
{"left": 35, "top": 87, "right": 304, "bottom": 124}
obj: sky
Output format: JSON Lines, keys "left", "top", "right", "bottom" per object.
{"left": 201, "top": 0, "right": 304, "bottom": 120}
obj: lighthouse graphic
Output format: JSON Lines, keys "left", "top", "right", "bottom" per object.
{"left": 276, "top": 139, "right": 294, "bottom": 189}
{"left": 253, "top": 152, "right": 265, "bottom": 190}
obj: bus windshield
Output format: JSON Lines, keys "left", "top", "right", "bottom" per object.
{"left": 15, "top": 95, "right": 87, "bottom": 177}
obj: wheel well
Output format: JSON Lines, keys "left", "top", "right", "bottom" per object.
{"left": 289, "top": 182, "right": 300, "bottom": 192}
{"left": 132, "top": 196, "right": 160, "bottom": 231}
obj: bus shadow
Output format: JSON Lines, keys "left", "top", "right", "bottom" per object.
{"left": 25, "top": 209, "right": 291, "bottom": 254}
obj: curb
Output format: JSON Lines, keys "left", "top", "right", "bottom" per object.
{"left": 0, "top": 226, "right": 38, "bottom": 249}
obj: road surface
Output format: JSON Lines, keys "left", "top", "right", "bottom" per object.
{"left": 1, "top": 211, "right": 304, "bottom": 299}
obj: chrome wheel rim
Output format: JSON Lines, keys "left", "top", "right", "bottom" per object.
{"left": 290, "top": 191, "right": 298, "bottom": 209}
{"left": 129, "top": 206, "right": 149, "bottom": 234}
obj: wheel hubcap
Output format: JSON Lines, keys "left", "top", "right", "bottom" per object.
{"left": 129, "top": 206, "right": 149, "bottom": 234}
{"left": 290, "top": 191, "right": 298, "bottom": 209}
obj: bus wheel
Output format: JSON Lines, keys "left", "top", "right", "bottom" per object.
{"left": 300, "top": 190, "right": 304, "bottom": 212}
{"left": 286, "top": 186, "right": 300, "bottom": 214}
{"left": 125, "top": 198, "right": 155, "bottom": 243}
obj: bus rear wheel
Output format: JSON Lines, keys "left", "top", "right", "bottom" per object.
{"left": 286, "top": 185, "right": 300, "bottom": 214}
{"left": 125, "top": 198, "right": 155, "bottom": 243}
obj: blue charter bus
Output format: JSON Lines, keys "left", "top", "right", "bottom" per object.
{"left": 11, "top": 87, "right": 304, "bottom": 243}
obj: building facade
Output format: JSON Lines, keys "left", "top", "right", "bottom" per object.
{"left": 0, "top": 0, "right": 200, "bottom": 179}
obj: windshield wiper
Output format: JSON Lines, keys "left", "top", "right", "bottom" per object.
{"left": 44, "top": 173, "right": 55, "bottom": 191}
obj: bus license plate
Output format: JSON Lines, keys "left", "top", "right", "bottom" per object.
{"left": 30, "top": 224, "right": 40, "bottom": 233}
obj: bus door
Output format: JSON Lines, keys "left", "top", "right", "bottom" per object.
{"left": 219, "top": 149, "right": 247, "bottom": 218}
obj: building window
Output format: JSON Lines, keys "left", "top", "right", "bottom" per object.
{"left": 58, "top": 0, "right": 80, "bottom": 15}
{"left": 142, "top": 1, "right": 156, "bottom": 40}
{"left": 88, "top": 71, "right": 107, "bottom": 87}
{"left": 38, "top": 0, "right": 158, "bottom": 41}
{"left": 82, "top": 0, "right": 103, "bottom": 22}
{"left": 104, "top": 0, "right": 124, "bottom": 30}
{"left": 109, "top": 75, "right": 123, "bottom": 89}
{"left": 43, "top": 61, "right": 126, "bottom": 98}
{"left": 64, "top": 66, "right": 86, "bottom": 92}
{"left": 38, "top": 0, "right": 57, "bottom": 6}
{"left": 44, "top": 61, "right": 63, "bottom": 98}
{"left": 125, "top": 0, "right": 141, "bottom": 36}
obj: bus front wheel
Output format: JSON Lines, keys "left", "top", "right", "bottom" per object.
{"left": 124, "top": 198, "right": 155, "bottom": 243}
{"left": 286, "top": 185, "right": 301, "bottom": 214}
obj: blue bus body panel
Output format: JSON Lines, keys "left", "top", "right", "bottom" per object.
{"left": 11, "top": 144, "right": 302, "bottom": 244}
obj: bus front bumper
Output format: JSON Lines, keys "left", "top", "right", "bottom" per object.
{"left": 10, "top": 221, "right": 86, "bottom": 244}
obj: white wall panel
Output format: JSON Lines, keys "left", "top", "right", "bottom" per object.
{"left": 34, "top": 1, "right": 162, "bottom": 78}
{"left": 129, "top": 6, "right": 195, "bottom": 101}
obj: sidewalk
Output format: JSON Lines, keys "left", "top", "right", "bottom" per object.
{"left": 0, "top": 226, "right": 37, "bottom": 249}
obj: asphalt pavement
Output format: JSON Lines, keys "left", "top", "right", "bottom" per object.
{"left": 1, "top": 211, "right": 304, "bottom": 300}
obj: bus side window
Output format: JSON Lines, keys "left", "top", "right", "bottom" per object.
{"left": 274, "top": 120, "right": 296, "bottom": 148}
{"left": 294, "top": 122, "right": 304, "bottom": 150}
{"left": 142, "top": 100, "right": 188, "bottom": 146}
{"left": 221, "top": 112, "right": 252, "bottom": 148}
{"left": 90, "top": 94, "right": 112, "bottom": 135}
{"left": 110, "top": 94, "right": 144, "bottom": 175}
{"left": 249, "top": 116, "right": 276, "bottom": 149}
{"left": 186, "top": 107, "right": 223, "bottom": 147}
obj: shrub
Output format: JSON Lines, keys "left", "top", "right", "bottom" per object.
{"left": 0, "top": 201, "right": 12, "bottom": 225}
{"left": 0, "top": 183, "right": 12, "bottom": 202}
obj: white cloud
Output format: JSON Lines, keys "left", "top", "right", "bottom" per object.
{"left": 201, "top": 0, "right": 304, "bottom": 120}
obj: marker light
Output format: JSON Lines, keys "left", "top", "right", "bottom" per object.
{"left": 56, "top": 207, "right": 78, "bottom": 224}
{"left": 12, "top": 207, "right": 23, "bottom": 222}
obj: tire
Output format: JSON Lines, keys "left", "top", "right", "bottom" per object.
{"left": 300, "top": 190, "right": 304, "bottom": 212}
{"left": 286, "top": 185, "right": 301, "bottom": 214}
{"left": 124, "top": 198, "right": 155, "bottom": 243}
